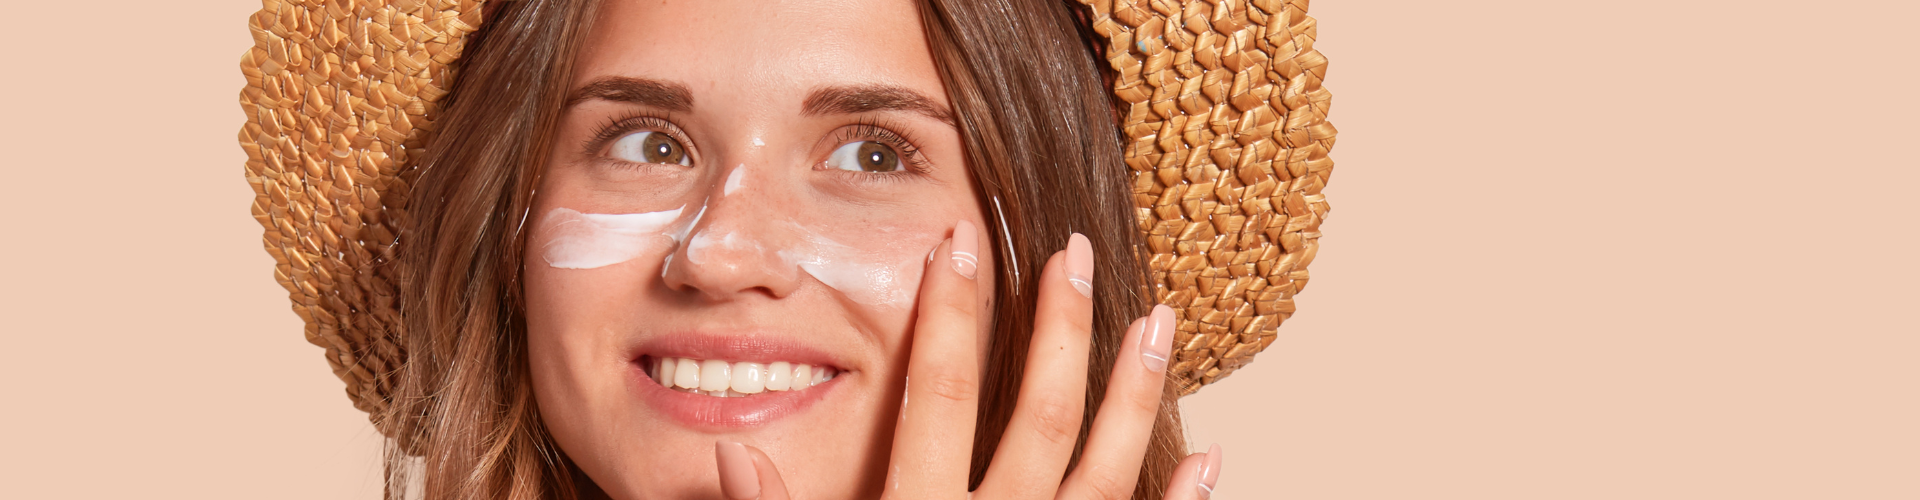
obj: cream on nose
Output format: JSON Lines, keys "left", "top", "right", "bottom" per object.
{"left": 660, "top": 189, "right": 808, "bottom": 299}
{"left": 683, "top": 226, "right": 764, "bottom": 266}
{"left": 657, "top": 163, "right": 925, "bottom": 308}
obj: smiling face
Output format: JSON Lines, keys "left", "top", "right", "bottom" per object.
{"left": 521, "top": 0, "right": 995, "bottom": 498}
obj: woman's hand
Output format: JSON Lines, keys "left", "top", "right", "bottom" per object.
{"left": 712, "top": 221, "right": 1224, "bottom": 500}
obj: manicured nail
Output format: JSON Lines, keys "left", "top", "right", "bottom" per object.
{"left": 951, "top": 220, "right": 978, "bottom": 280}
{"left": 1065, "top": 233, "right": 1093, "bottom": 298}
{"left": 1197, "top": 443, "right": 1223, "bottom": 499}
{"left": 715, "top": 441, "right": 760, "bottom": 500}
{"left": 1141, "top": 304, "right": 1175, "bottom": 372}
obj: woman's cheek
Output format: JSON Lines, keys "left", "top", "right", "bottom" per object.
{"left": 777, "top": 224, "right": 936, "bottom": 311}
{"left": 525, "top": 205, "right": 689, "bottom": 337}
{"left": 797, "top": 219, "right": 977, "bottom": 332}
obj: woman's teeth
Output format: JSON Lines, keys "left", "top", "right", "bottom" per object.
{"left": 650, "top": 357, "right": 837, "bottom": 397}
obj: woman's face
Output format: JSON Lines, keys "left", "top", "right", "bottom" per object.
{"left": 523, "top": 1, "right": 994, "bottom": 498}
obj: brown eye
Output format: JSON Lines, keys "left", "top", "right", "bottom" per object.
{"left": 610, "top": 131, "right": 690, "bottom": 166}
{"left": 827, "top": 141, "right": 900, "bottom": 173}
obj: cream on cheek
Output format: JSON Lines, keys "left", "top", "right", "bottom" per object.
{"left": 724, "top": 164, "right": 745, "bottom": 196}
{"left": 775, "top": 225, "right": 920, "bottom": 309}
{"left": 676, "top": 213, "right": 926, "bottom": 309}
{"left": 538, "top": 206, "right": 685, "bottom": 269}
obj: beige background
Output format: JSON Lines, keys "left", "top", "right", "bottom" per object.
{"left": 1, "top": 0, "right": 1912, "bottom": 498}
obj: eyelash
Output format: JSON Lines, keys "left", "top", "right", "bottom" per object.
{"left": 825, "top": 118, "right": 933, "bottom": 178}
{"left": 583, "top": 113, "right": 696, "bottom": 166}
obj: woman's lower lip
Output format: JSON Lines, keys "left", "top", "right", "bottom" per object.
{"left": 631, "top": 363, "right": 839, "bottom": 429}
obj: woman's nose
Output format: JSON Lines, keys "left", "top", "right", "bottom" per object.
{"left": 660, "top": 169, "right": 801, "bottom": 301}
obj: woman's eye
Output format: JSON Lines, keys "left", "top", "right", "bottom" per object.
{"left": 609, "top": 131, "right": 690, "bottom": 166}
{"left": 826, "top": 141, "right": 901, "bottom": 173}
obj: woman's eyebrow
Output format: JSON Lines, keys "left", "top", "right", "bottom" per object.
{"left": 802, "top": 84, "right": 955, "bottom": 126}
{"left": 567, "top": 76, "right": 694, "bottom": 111}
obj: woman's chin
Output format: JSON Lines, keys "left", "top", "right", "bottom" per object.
{"left": 577, "top": 370, "right": 888, "bottom": 500}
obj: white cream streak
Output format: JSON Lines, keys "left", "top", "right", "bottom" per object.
{"left": 686, "top": 229, "right": 762, "bottom": 265}
{"left": 670, "top": 203, "right": 709, "bottom": 243}
{"left": 540, "top": 206, "right": 683, "bottom": 269}
{"left": 777, "top": 227, "right": 916, "bottom": 309}
{"left": 724, "top": 166, "right": 745, "bottom": 196}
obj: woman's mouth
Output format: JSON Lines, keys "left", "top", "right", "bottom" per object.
{"left": 627, "top": 333, "right": 849, "bottom": 429}
{"left": 643, "top": 355, "right": 840, "bottom": 397}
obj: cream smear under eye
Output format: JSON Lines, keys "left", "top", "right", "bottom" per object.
{"left": 540, "top": 206, "right": 683, "bottom": 269}
{"left": 777, "top": 230, "right": 914, "bottom": 309}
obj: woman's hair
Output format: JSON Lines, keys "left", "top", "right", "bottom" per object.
{"left": 391, "top": 1, "right": 1186, "bottom": 498}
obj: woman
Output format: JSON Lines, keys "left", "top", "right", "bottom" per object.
{"left": 239, "top": 0, "right": 1336, "bottom": 498}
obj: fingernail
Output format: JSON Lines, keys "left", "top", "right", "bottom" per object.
{"left": 951, "top": 220, "right": 978, "bottom": 280}
{"left": 1065, "top": 233, "right": 1093, "bottom": 298}
{"left": 1141, "top": 304, "right": 1175, "bottom": 372}
{"left": 1197, "top": 443, "right": 1223, "bottom": 499}
{"left": 715, "top": 440, "right": 760, "bottom": 500}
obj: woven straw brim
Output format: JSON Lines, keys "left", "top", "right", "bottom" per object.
{"left": 1079, "top": 0, "right": 1336, "bottom": 394}
{"left": 239, "top": 0, "right": 483, "bottom": 417}
{"left": 238, "top": 0, "right": 1334, "bottom": 420}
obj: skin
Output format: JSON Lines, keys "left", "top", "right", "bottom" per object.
{"left": 524, "top": 1, "right": 1213, "bottom": 499}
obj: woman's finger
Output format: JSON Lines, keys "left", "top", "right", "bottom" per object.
{"left": 1159, "top": 452, "right": 1206, "bottom": 500}
{"left": 1057, "top": 304, "right": 1176, "bottom": 499}
{"left": 1159, "top": 445, "right": 1222, "bottom": 500}
{"left": 715, "top": 441, "right": 791, "bottom": 500}
{"left": 885, "top": 220, "right": 983, "bottom": 499}
{"left": 975, "top": 235, "right": 1096, "bottom": 499}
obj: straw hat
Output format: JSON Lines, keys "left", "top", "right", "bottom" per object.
{"left": 238, "top": 0, "right": 1335, "bottom": 419}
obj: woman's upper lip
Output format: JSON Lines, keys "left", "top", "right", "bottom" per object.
{"left": 632, "top": 331, "right": 846, "bottom": 369}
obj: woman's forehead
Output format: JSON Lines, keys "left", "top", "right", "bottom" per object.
{"left": 576, "top": 0, "right": 945, "bottom": 110}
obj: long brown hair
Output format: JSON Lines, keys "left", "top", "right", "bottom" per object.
{"left": 391, "top": 1, "right": 1185, "bottom": 499}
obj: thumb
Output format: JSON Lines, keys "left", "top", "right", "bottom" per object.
{"left": 716, "top": 440, "right": 791, "bottom": 500}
